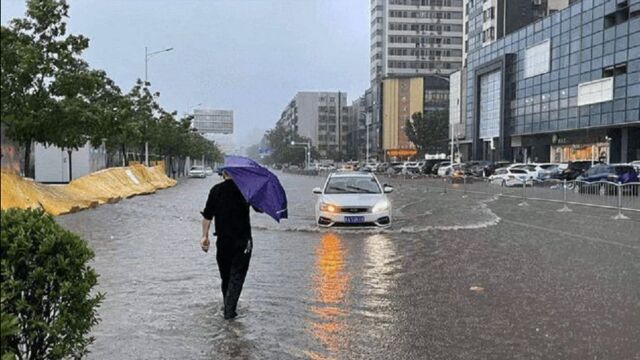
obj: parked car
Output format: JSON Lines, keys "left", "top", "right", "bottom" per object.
{"left": 404, "top": 162, "right": 422, "bottom": 174}
{"left": 630, "top": 160, "right": 640, "bottom": 173}
{"left": 535, "top": 163, "right": 564, "bottom": 179}
{"left": 312, "top": 172, "right": 393, "bottom": 228}
{"left": 188, "top": 165, "right": 206, "bottom": 178}
{"left": 508, "top": 164, "right": 540, "bottom": 180}
{"left": 422, "top": 159, "right": 443, "bottom": 174}
{"left": 484, "top": 161, "right": 512, "bottom": 176}
{"left": 464, "top": 161, "right": 491, "bottom": 177}
{"left": 489, "top": 168, "right": 531, "bottom": 187}
{"left": 204, "top": 166, "right": 214, "bottom": 176}
{"left": 555, "top": 160, "right": 594, "bottom": 180}
{"left": 576, "top": 164, "right": 639, "bottom": 195}
{"left": 432, "top": 161, "right": 451, "bottom": 175}
{"left": 438, "top": 163, "right": 462, "bottom": 177}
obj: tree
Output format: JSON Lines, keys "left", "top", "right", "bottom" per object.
{"left": 1, "top": 209, "right": 103, "bottom": 359}
{"left": 0, "top": 0, "right": 91, "bottom": 177}
{"left": 404, "top": 110, "right": 449, "bottom": 155}
{"left": 264, "top": 122, "right": 315, "bottom": 166}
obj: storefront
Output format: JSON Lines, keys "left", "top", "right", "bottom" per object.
{"left": 550, "top": 142, "right": 610, "bottom": 163}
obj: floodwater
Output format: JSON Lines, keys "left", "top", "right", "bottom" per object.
{"left": 57, "top": 172, "right": 640, "bottom": 359}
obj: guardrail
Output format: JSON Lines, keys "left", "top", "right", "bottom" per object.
{"left": 387, "top": 174, "right": 640, "bottom": 219}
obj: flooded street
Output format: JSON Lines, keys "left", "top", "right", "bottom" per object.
{"left": 57, "top": 172, "right": 640, "bottom": 359}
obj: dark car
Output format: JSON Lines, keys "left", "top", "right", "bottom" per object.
{"left": 422, "top": 159, "right": 445, "bottom": 174}
{"left": 464, "top": 161, "right": 491, "bottom": 177}
{"left": 576, "top": 164, "right": 639, "bottom": 195}
{"left": 484, "top": 161, "right": 512, "bottom": 177}
{"left": 556, "top": 160, "right": 594, "bottom": 181}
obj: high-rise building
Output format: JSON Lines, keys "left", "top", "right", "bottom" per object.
{"left": 277, "top": 92, "right": 349, "bottom": 160}
{"left": 371, "top": 0, "right": 465, "bottom": 82}
{"left": 370, "top": 0, "right": 465, "bottom": 160}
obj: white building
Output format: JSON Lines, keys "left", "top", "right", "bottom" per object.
{"left": 34, "top": 143, "right": 107, "bottom": 183}
{"left": 278, "top": 92, "right": 349, "bottom": 158}
{"left": 192, "top": 109, "right": 233, "bottom": 134}
{"left": 370, "top": 0, "right": 465, "bottom": 82}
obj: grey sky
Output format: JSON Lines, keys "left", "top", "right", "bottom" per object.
{"left": 1, "top": 0, "right": 370, "bottom": 147}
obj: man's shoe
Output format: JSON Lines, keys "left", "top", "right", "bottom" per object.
{"left": 223, "top": 311, "right": 238, "bottom": 320}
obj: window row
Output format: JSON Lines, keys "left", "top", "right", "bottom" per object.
{"left": 389, "top": 10, "right": 463, "bottom": 19}
{"left": 388, "top": 48, "right": 462, "bottom": 57}
{"left": 388, "top": 22, "right": 463, "bottom": 32}
{"left": 388, "top": 35, "right": 463, "bottom": 44}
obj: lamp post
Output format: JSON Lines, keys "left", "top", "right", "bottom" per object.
{"left": 291, "top": 140, "right": 311, "bottom": 169}
{"left": 144, "top": 46, "right": 173, "bottom": 166}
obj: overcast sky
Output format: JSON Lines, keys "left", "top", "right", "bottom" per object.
{"left": 1, "top": 0, "right": 370, "bottom": 147}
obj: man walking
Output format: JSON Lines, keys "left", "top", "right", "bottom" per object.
{"left": 200, "top": 171, "right": 256, "bottom": 320}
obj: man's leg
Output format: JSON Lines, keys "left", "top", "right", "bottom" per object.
{"left": 216, "top": 247, "right": 232, "bottom": 303}
{"left": 223, "top": 250, "right": 251, "bottom": 319}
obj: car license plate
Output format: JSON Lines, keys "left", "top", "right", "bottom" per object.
{"left": 344, "top": 216, "right": 365, "bottom": 223}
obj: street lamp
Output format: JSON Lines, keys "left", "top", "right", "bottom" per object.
{"left": 143, "top": 46, "right": 173, "bottom": 166}
{"left": 291, "top": 140, "right": 311, "bottom": 169}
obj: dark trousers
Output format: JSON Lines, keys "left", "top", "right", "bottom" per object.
{"left": 216, "top": 243, "right": 251, "bottom": 318}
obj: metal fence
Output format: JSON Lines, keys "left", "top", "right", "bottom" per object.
{"left": 372, "top": 171, "right": 640, "bottom": 218}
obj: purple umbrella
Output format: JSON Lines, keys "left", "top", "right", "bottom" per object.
{"left": 221, "top": 155, "right": 288, "bottom": 222}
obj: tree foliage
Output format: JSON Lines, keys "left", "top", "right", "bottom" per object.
{"left": 263, "top": 122, "right": 317, "bottom": 166}
{"left": 404, "top": 111, "right": 449, "bottom": 154}
{"left": 0, "top": 209, "right": 104, "bottom": 359}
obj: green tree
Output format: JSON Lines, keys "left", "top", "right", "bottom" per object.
{"left": 0, "top": 209, "right": 103, "bottom": 359}
{"left": 0, "top": 0, "right": 91, "bottom": 177}
{"left": 264, "top": 122, "right": 315, "bottom": 166}
{"left": 404, "top": 110, "right": 449, "bottom": 155}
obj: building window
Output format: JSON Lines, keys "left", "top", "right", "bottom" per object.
{"left": 577, "top": 78, "right": 614, "bottom": 107}
{"left": 524, "top": 40, "right": 551, "bottom": 78}
{"left": 479, "top": 70, "right": 501, "bottom": 139}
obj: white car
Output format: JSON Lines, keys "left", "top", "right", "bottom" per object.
{"left": 204, "top": 166, "right": 214, "bottom": 176}
{"left": 508, "top": 164, "right": 541, "bottom": 180}
{"left": 188, "top": 165, "right": 206, "bottom": 178}
{"left": 489, "top": 168, "right": 532, "bottom": 187}
{"left": 438, "top": 163, "right": 461, "bottom": 177}
{"left": 313, "top": 172, "right": 393, "bottom": 228}
{"left": 630, "top": 160, "right": 640, "bottom": 173}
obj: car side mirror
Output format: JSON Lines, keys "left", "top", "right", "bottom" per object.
{"left": 312, "top": 187, "right": 322, "bottom": 195}
{"left": 383, "top": 185, "right": 394, "bottom": 193}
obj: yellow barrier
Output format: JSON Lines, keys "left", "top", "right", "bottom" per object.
{"left": 0, "top": 164, "right": 177, "bottom": 216}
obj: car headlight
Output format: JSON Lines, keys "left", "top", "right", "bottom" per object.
{"left": 372, "top": 199, "right": 389, "bottom": 213}
{"left": 320, "top": 202, "right": 338, "bottom": 213}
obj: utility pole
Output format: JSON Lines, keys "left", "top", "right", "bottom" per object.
{"left": 143, "top": 46, "right": 173, "bottom": 166}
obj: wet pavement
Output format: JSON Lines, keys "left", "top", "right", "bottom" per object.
{"left": 57, "top": 172, "right": 640, "bottom": 359}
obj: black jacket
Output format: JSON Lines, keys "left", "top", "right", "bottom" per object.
{"left": 201, "top": 179, "right": 252, "bottom": 250}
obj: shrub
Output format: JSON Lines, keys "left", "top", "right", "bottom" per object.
{"left": 0, "top": 209, "right": 104, "bottom": 359}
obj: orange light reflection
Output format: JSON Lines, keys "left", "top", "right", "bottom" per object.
{"left": 308, "top": 232, "right": 350, "bottom": 357}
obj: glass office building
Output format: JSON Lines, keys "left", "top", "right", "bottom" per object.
{"left": 459, "top": 0, "right": 640, "bottom": 163}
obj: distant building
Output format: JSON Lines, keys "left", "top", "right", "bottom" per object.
{"left": 204, "top": 133, "right": 235, "bottom": 155}
{"left": 192, "top": 109, "right": 233, "bottom": 134}
{"left": 277, "top": 92, "right": 349, "bottom": 159}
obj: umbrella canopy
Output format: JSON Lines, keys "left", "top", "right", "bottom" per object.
{"left": 221, "top": 155, "right": 288, "bottom": 222}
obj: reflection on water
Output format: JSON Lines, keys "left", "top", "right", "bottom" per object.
{"left": 362, "top": 234, "right": 398, "bottom": 314}
{"left": 307, "top": 233, "right": 350, "bottom": 359}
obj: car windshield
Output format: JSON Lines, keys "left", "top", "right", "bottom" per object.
{"left": 191, "top": 166, "right": 203, "bottom": 170}
{"left": 510, "top": 169, "right": 526, "bottom": 174}
{"left": 324, "top": 176, "right": 381, "bottom": 194}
